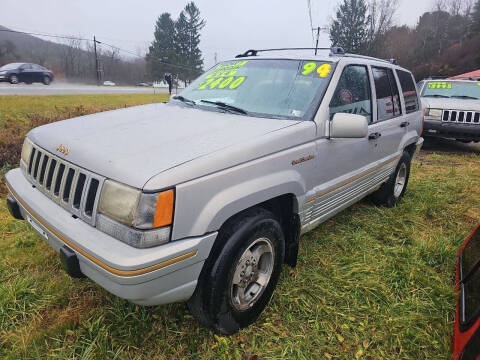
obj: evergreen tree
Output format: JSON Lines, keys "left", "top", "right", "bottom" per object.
{"left": 330, "top": 0, "right": 369, "bottom": 53}
{"left": 146, "top": 2, "right": 205, "bottom": 84}
{"left": 146, "top": 13, "right": 176, "bottom": 80}
{"left": 176, "top": 2, "right": 205, "bottom": 83}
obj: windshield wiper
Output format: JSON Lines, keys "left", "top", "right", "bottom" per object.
{"left": 172, "top": 95, "right": 196, "bottom": 106}
{"left": 451, "top": 95, "right": 479, "bottom": 100}
{"left": 200, "top": 100, "right": 248, "bottom": 115}
{"left": 423, "top": 94, "right": 450, "bottom": 98}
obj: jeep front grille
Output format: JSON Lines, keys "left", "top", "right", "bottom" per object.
{"left": 25, "top": 144, "right": 104, "bottom": 226}
{"left": 442, "top": 110, "right": 480, "bottom": 124}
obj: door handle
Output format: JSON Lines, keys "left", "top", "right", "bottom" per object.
{"left": 368, "top": 132, "right": 381, "bottom": 140}
{"left": 400, "top": 121, "right": 410, "bottom": 128}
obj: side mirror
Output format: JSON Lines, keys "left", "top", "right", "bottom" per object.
{"left": 330, "top": 113, "right": 368, "bottom": 138}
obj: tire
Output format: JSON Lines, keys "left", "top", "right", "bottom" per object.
{"left": 370, "top": 151, "right": 411, "bottom": 207}
{"left": 9, "top": 75, "right": 18, "bottom": 84}
{"left": 188, "top": 208, "right": 285, "bottom": 335}
{"left": 43, "top": 76, "right": 51, "bottom": 85}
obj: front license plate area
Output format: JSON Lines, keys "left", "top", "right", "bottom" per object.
{"left": 27, "top": 215, "right": 48, "bottom": 240}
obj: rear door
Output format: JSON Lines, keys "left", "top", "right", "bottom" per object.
{"left": 369, "top": 66, "right": 406, "bottom": 162}
{"left": 396, "top": 69, "right": 421, "bottom": 134}
{"left": 32, "top": 64, "right": 44, "bottom": 83}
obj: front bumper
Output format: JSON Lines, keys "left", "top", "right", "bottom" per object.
{"left": 5, "top": 168, "right": 217, "bottom": 305}
{"left": 424, "top": 120, "right": 480, "bottom": 141}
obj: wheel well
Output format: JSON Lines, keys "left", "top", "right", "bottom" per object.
{"left": 217, "top": 194, "right": 300, "bottom": 268}
{"left": 404, "top": 142, "right": 416, "bottom": 159}
{"left": 258, "top": 194, "right": 300, "bottom": 267}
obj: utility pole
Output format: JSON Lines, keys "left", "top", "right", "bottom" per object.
{"left": 93, "top": 36, "right": 100, "bottom": 86}
{"left": 214, "top": 52, "right": 218, "bottom": 64}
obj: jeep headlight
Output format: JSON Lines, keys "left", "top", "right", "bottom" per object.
{"left": 97, "top": 180, "right": 174, "bottom": 248}
{"left": 426, "top": 108, "right": 442, "bottom": 120}
{"left": 21, "top": 137, "right": 33, "bottom": 165}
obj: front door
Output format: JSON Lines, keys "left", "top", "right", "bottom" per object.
{"left": 303, "top": 64, "right": 383, "bottom": 229}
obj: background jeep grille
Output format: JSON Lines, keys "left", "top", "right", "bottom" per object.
{"left": 24, "top": 144, "right": 104, "bottom": 226}
{"left": 442, "top": 110, "right": 480, "bottom": 124}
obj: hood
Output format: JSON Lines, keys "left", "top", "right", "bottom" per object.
{"left": 421, "top": 97, "right": 480, "bottom": 111}
{"left": 29, "top": 103, "right": 302, "bottom": 189}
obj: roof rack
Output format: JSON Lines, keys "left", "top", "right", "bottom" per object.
{"left": 234, "top": 47, "right": 398, "bottom": 65}
{"left": 342, "top": 53, "right": 396, "bottom": 65}
{"left": 235, "top": 47, "right": 346, "bottom": 58}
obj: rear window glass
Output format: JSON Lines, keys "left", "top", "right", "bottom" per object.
{"left": 396, "top": 70, "right": 419, "bottom": 114}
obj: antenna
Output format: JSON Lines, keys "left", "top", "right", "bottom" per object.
{"left": 311, "top": 26, "right": 329, "bottom": 55}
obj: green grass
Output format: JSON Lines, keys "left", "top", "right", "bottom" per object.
{"left": 1, "top": 95, "right": 480, "bottom": 359}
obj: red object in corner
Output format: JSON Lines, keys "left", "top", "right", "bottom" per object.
{"left": 454, "top": 224, "right": 480, "bottom": 360}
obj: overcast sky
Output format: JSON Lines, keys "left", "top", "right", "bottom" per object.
{"left": 0, "top": 0, "right": 433, "bottom": 68}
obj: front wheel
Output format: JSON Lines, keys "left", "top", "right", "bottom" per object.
{"left": 188, "top": 208, "right": 284, "bottom": 335}
{"left": 371, "top": 151, "right": 411, "bottom": 207}
{"left": 43, "top": 76, "right": 51, "bottom": 85}
{"left": 9, "top": 75, "right": 18, "bottom": 84}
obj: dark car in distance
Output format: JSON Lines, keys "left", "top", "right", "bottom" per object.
{"left": 0, "top": 63, "right": 54, "bottom": 85}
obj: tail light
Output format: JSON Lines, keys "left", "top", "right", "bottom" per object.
{"left": 453, "top": 224, "right": 480, "bottom": 360}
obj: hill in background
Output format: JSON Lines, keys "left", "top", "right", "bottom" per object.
{"left": 0, "top": 25, "right": 147, "bottom": 85}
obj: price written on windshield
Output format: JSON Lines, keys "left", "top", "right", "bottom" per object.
{"left": 428, "top": 82, "right": 452, "bottom": 89}
{"left": 197, "top": 76, "right": 246, "bottom": 90}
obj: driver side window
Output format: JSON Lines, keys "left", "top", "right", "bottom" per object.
{"left": 329, "top": 65, "right": 372, "bottom": 124}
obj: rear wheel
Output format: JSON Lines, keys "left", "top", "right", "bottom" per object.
{"left": 371, "top": 151, "right": 411, "bottom": 207}
{"left": 9, "top": 75, "right": 18, "bottom": 84}
{"left": 188, "top": 208, "right": 284, "bottom": 334}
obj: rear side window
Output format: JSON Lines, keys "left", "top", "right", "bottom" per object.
{"left": 372, "top": 67, "right": 402, "bottom": 122}
{"left": 396, "top": 70, "right": 419, "bottom": 113}
{"left": 329, "top": 65, "right": 372, "bottom": 124}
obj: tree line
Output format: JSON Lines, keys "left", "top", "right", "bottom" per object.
{"left": 330, "top": 0, "right": 480, "bottom": 79}
{"left": 0, "top": 25, "right": 147, "bottom": 85}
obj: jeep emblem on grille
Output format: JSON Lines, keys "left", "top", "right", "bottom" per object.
{"left": 56, "top": 144, "right": 70, "bottom": 155}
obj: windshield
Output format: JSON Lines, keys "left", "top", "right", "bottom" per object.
{"left": 176, "top": 59, "right": 335, "bottom": 119}
{"left": 0, "top": 63, "right": 22, "bottom": 71}
{"left": 422, "top": 81, "right": 480, "bottom": 100}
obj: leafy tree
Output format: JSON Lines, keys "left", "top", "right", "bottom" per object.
{"left": 471, "top": 0, "right": 480, "bottom": 34}
{"left": 0, "top": 40, "right": 17, "bottom": 62}
{"left": 330, "top": 0, "right": 369, "bottom": 53}
{"left": 146, "top": 13, "right": 177, "bottom": 80}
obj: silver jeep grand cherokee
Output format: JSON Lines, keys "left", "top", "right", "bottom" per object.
{"left": 418, "top": 78, "right": 480, "bottom": 143}
{"left": 5, "top": 47, "right": 423, "bottom": 334}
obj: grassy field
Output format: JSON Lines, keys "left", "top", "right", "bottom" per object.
{"left": 1, "top": 95, "right": 479, "bottom": 359}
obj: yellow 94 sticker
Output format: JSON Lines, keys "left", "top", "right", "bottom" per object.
{"left": 300, "top": 62, "right": 332, "bottom": 78}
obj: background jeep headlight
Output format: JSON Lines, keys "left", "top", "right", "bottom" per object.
{"left": 426, "top": 108, "right": 442, "bottom": 120}
{"left": 21, "top": 138, "right": 33, "bottom": 165}
{"left": 97, "top": 180, "right": 174, "bottom": 248}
